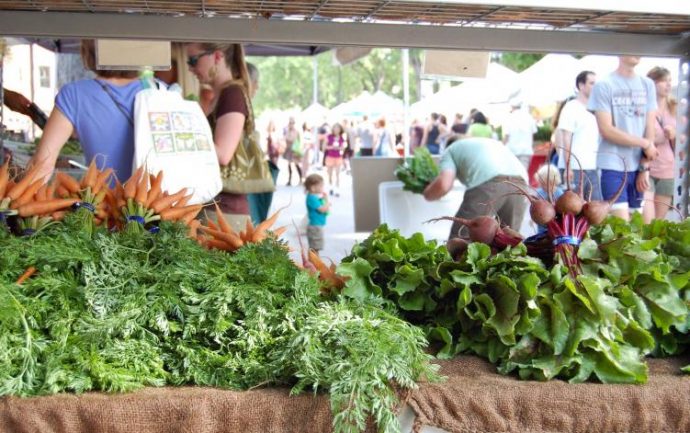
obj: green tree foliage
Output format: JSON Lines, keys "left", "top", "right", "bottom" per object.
{"left": 498, "top": 52, "right": 544, "bottom": 72}
{"left": 249, "top": 48, "right": 421, "bottom": 116}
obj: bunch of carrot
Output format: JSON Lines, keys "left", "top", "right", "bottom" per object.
{"left": 0, "top": 159, "right": 77, "bottom": 234}
{"left": 53, "top": 160, "right": 114, "bottom": 228}
{"left": 112, "top": 165, "right": 202, "bottom": 234}
{"left": 198, "top": 203, "right": 287, "bottom": 252}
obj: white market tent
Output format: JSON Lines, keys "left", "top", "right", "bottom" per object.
{"left": 330, "top": 90, "right": 404, "bottom": 120}
{"left": 410, "top": 62, "right": 520, "bottom": 119}
{"left": 515, "top": 53, "right": 580, "bottom": 107}
{"left": 300, "top": 101, "right": 330, "bottom": 124}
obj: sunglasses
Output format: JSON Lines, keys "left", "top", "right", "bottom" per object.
{"left": 186, "top": 50, "right": 214, "bottom": 67}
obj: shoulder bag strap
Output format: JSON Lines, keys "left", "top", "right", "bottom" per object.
{"left": 97, "top": 79, "right": 134, "bottom": 127}
{"left": 215, "top": 80, "right": 254, "bottom": 135}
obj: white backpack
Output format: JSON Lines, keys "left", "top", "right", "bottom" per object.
{"left": 102, "top": 79, "right": 222, "bottom": 205}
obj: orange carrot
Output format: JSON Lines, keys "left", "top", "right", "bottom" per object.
{"left": 16, "top": 266, "right": 37, "bottom": 285}
{"left": 252, "top": 204, "right": 288, "bottom": 242}
{"left": 11, "top": 178, "right": 45, "bottom": 208}
{"left": 199, "top": 226, "right": 244, "bottom": 249}
{"left": 272, "top": 226, "right": 287, "bottom": 238}
{"left": 150, "top": 188, "right": 187, "bottom": 214}
{"left": 205, "top": 239, "right": 234, "bottom": 251}
{"left": 55, "top": 185, "right": 70, "bottom": 198}
{"left": 35, "top": 184, "right": 48, "bottom": 202}
{"left": 92, "top": 168, "right": 113, "bottom": 195}
{"left": 206, "top": 217, "right": 219, "bottom": 231}
{"left": 6, "top": 166, "right": 38, "bottom": 201}
{"left": 80, "top": 159, "right": 98, "bottom": 189}
{"left": 46, "top": 182, "right": 56, "bottom": 200}
{"left": 180, "top": 207, "right": 202, "bottom": 225}
{"left": 159, "top": 204, "right": 202, "bottom": 221}
{"left": 174, "top": 193, "right": 193, "bottom": 209}
{"left": 134, "top": 167, "right": 149, "bottom": 205}
{"left": 309, "top": 250, "right": 331, "bottom": 276}
{"left": 18, "top": 198, "right": 78, "bottom": 217}
{"left": 214, "top": 202, "right": 233, "bottom": 234}
{"left": 56, "top": 172, "right": 81, "bottom": 194}
{"left": 188, "top": 219, "right": 201, "bottom": 238}
{"left": 240, "top": 218, "right": 255, "bottom": 243}
{"left": 144, "top": 171, "right": 164, "bottom": 208}
{"left": 52, "top": 210, "right": 67, "bottom": 221}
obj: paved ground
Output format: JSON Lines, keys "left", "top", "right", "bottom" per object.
{"left": 269, "top": 160, "right": 369, "bottom": 264}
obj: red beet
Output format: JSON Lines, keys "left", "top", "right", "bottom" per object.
{"left": 555, "top": 190, "right": 585, "bottom": 215}
{"left": 505, "top": 180, "right": 555, "bottom": 225}
{"left": 447, "top": 238, "right": 469, "bottom": 260}
{"left": 426, "top": 215, "right": 499, "bottom": 244}
{"left": 582, "top": 169, "right": 627, "bottom": 226}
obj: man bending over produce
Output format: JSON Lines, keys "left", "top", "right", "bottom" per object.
{"left": 423, "top": 136, "right": 528, "bottom": 240}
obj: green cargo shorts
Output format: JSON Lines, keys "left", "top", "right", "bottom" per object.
{"left": 648, "top": 176, "right": 675, "bottom": 198}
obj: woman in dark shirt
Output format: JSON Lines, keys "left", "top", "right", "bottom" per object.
{"left": 185, "top": 42, "right": 253, "bottom": 227}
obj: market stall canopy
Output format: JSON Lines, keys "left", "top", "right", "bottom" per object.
{"left": 410, "top": 62, "right": 520, "bottom": 117}
{"left": 300, "top": 102, "right": 330, "bottom": 124}
{"left": 515, "top": 53, "right": 580, "bottom": 107}
{"left": 331, "top": 91, "right": 403, "bottom": 119}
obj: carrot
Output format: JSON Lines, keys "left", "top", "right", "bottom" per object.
{"left": 271, "top": 226, "right": 287, "bottom": 238}
{"left": 35, "top": 184, "right": 48, "bottom": 202}
{"left": 240, "top": 218, "right": 255, "bottom": 243}
{"left": 80, "top": 159, "right": 98, "bottom": 189}
{"left": 206, "top": 217, "right": 219, "bottom": 231}
{"left": 199, "top": 226, "right": 244, "bottom": 249}
{"left": 159, "top": 204, "right": 202, "bottom": 221}
{"left": 55, "top": 185, "right": 70, "bottom": 198}
{"left": 56, "top": 172, "right": 81, "bottom": 194}
{"left": 134, "top": 167, "right": 149, "bottom": 205}
{"left": 122, "top": 167, "right": 142, "bottom": 200}
{"left": 251, "top": 205, "right": 288, "bottom": 242}
{"left": 145, "top": 171, "right": 164, "bottom": 208}
{"left": 309, "top": 250, "right": 331, "bottom": 276}
{"left": 174, "top": 194, "right": 192, "bottom": 209}
{"left": 180, "top": 207, "right": 202, "bottom": 225}
{"left": 150, "top": 188, "right": 187, "bottom": 214}
{"left": 46, "top": 182, "right": 56, "bottom": 200}
{"left": 205, "top": 239, "right": 234, "bottom": 251}
{"left": 92, "top": 168, "right": 113, "bottom": 195}
{"left": 188, "top": 219, "right": 201, "bottom": 238}
{"left": 16, "top": 266, "right": 37, "bottom": 285}
{"left": 213, "top": 202, "right": 233, "bottom": 234}
{"left": 0, "top": 159, "right": 10, "bottom": 198}
{"left": 18, "top": 198, "right": 78, "bottom": 217}
{"left": 11, "top": 178, "right": 45, "bottom": 208}
{"left": 6, "top": 166, "right": 39, "bottom": 201}
{"left": 52, "top": 211, "right": 67, "bottom": 221}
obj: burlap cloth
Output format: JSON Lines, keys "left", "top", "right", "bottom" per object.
{"left": 408, "top": 355, "right": 690, "bottom": 433}
{"left": 2, "top": 356, "right": 689, "bottom": 433}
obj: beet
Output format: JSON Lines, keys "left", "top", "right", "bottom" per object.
{"left": 555, "top": 190, "right": 585, "bottom": 215}
{"left": 447, "top": 238, "right": 469, "bottom": 260}
{"left": 504, "top": 180, "right": 555, "bottom": 225}
{"left": 426, "top": 215, "right": 499, "bottom": 244}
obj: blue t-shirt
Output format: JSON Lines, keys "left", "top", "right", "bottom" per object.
{"left": 306, "top": 193, "right": 327, "bottom": 226}
{"left": 587, "top": 72, "right": 657, "bottom": 172}
{"left": 56, "top": 79, "right": 143, "bottom": 182}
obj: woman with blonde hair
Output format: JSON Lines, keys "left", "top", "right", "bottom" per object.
{"left": 31, "top": 39, "right": 143, "bottom": 182}
{"left": 185, "top": 42, "right": 253, "bottom": 227}
{"left": 640, "top": 66, "right": 677, "bottom": 223}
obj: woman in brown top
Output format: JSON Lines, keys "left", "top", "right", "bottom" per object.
{"left": 185, "top": 42, "right": 252, "bottom": 224}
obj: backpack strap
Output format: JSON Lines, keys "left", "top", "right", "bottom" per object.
{"left": 97, "top": 79, "right": 134, "bottom": 127}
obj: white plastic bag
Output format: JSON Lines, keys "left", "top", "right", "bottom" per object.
{"left": 132, "top": 86, "right": 221, "bottom": 205}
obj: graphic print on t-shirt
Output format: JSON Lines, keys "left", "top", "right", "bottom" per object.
{"left": 612, "top": 89, "right": 648, "bottom": 119}
{"left": 149, "top": 112, "right": 209, "bottom": 154}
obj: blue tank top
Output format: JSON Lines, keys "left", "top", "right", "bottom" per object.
{"left": 426, "top": 124, "right": 440, "bottom": 147}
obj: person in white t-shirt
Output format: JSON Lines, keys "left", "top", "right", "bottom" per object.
{"left": 502, "top": 99, "right": 537, "bottom": 169}
{"left": 555, "top": 70, "right": 602, "bottom": 201}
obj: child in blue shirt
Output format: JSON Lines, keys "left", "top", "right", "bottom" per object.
{"left": 304, "top": 174, "right": 330, "bottom": 253}
{"left": 534, "top": 164, "right": 564, "bottom": 234}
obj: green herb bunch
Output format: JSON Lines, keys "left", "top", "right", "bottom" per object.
{"left": 0, "top": 216, "right": 439, "bottom": 433}
{"left": 394, "top": 147, "right": 440, "bottom": 194}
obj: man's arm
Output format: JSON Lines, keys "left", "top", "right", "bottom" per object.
{"left": 594, "top": 111, "right": 657, "bottom": 159}
{"left": 558, "top": 129, "right": 575, "bottom": 180}
{"left": 423, "top": 169, "right": 455, "bottom": 201}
